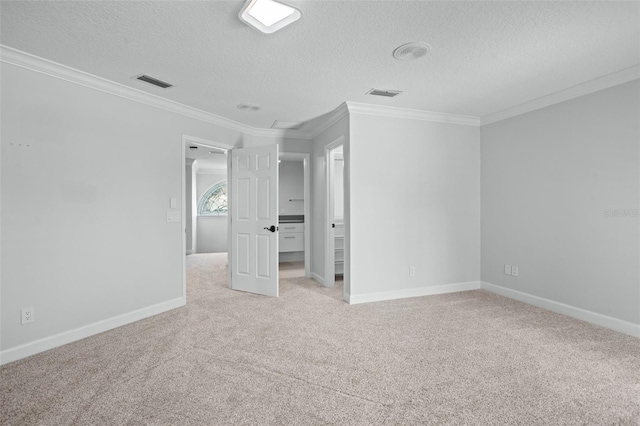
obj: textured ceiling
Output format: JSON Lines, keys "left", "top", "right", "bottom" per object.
{"left": 1, "top": 1, "right": 638, "bottom": 129}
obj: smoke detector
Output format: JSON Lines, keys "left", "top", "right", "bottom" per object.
{"left": 393, "top": 42, "right": 431, "bottom": 61}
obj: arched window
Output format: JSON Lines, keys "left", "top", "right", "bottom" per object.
{"left": 198, "top": 181, "right": 227, "bottom": 216}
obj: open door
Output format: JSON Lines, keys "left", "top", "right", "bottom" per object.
{"left": 230, "top": 144, "right": 279, "bottom": 297}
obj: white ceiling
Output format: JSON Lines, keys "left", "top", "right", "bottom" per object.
{"left": 1, "top": 1, "right": 638, "bottom": 130}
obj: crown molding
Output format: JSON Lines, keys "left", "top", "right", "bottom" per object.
{"left": 481, "top": 65, "right": 640, "bottom": 126}
{"left": 304, "top": 102, "right": 350, "bottom": 139}
{"left": 7, "top": 45, "right": 633, "bottom": 138}
{"left": 0, "top": 45, "right": 312, "bottom": 140}
{"left": 345, "top": 102, "right": 481, "bottom": 126}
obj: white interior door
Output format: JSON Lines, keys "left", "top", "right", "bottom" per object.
{"left": 230, "top": 144, "right": 279, "bottom": 297}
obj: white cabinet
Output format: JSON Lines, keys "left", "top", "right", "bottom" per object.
{"left": 279, "top": 223, "right": 303, "bottom": 233}
{"left": 279, "top": 223, "right": 304, "bottom": 252}
{"left": 335, "top": 222, "right": 344, "bottom": 275}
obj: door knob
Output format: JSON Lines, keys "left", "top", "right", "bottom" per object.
{"left": 264, "top": 225, "right": 276, "bottom": 233}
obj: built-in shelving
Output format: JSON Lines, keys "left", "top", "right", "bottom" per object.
{"left": 335, "top": 222, "right": 344, "bottom": 276}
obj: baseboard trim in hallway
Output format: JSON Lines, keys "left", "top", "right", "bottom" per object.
{"left": 0, "top": 297, "right": 184, "bottom": 365}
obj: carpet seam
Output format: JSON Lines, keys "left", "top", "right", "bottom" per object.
{"left": 199, "top": 350, "right": 393, "bottom": 409}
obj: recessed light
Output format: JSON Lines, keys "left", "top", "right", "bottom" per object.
{"left": 393, "top": 42, "right": 431, "bottom": 61}
{"left": 237, "top": 103, "right": 260, "bottom": 111}
{"left": 239, "top": 0, "right": 301, "bottom": 34}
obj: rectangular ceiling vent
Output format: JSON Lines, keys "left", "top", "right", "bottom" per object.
{"left": 366, "top": 88, "right": 402, "bottom": 98}
{"left": 272, "top": 120, "right": 305, "bottom": 130}
{"left": 135, "top": 74, "right": 173, "bottom": 89}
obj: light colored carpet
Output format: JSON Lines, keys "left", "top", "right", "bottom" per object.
{"left": 279, "top": 260, "right": 306, "bottom": 279}
{"left": 1, "top": 253, "right": 639, "bottom": 425}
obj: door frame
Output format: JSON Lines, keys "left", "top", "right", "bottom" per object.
{"left": 279, "top": 152, "right": 311, "bottom": 278}
{"left": 181, "top": 135, "right": 233, "bottom": 304}
{"left": 324, "top": 137, "right": 344, "bottom": 289}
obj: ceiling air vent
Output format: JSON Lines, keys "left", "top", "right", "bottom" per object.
{"left": 366, "top": 88, "right": 402, "bottom": 98}
{"left": 272, "top": 120, "right": 305, "bottom": 130}
{"left": 135, "top": 74, "right": 173, "bottom": 89}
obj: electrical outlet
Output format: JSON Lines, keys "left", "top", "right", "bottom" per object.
{"left": 511, "top": 266, "right": 519, "bottom": 277}
{"left": 504, "top": 264, "right": 512, "bottom": 275}
{"left": 21, "top": 307, "right": 34, "bottom": 324}
{"left": 409, "top": 266, "right": 415, "bottom": 277}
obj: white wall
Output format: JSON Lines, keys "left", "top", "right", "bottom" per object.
{"left": 349, "top": 113, "right": 481, "bottom": 297}
{"left": 195, "top": 170, "right": 227, "bottom": 253}
{"left": 279, "top": 160, "right": 304, "bottom": 215}
{"left": 0, "top": 60, "right": 300, "bottom": 362}
{"left": 481, "top": 80, "right": 640, "bottom": 325}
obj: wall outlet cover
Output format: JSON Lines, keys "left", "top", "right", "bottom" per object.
{"left": 512, "top": 266, "right": 519, "bottom": 277}
{"left": 504, "top": 264, "right": 512, "bottom": 275}
{"left": 21, "top": 307, "right": 34, "bottom": 324}
{"left": 167, "top": 211, "right": 181, "bottom": 222}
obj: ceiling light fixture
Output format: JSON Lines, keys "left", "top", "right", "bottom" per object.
{"left": 239, "top": 0, "right": 301, "bottom": 34}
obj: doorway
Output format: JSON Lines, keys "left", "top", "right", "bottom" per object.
{"left": 182, "top": 138, "right": 312, "bottom": 300}
{"left": 182, "top": 135, "right": 233, "bottom": 302}
{"left": 278, "top": 152, "right": 311, "bottom": 279}
{"left": 325, "top": 140, "right": 345, "bottom": 292}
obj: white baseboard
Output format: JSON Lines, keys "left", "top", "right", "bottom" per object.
{"left": 481, "top": 282, "right": 640, "bottom": 338}
{"left": 0, "top": 297, "right": 185, "bottom": 365}
{"left": 186, "top": 249, "right": 194, "bottom": 255}
{"left": 311, "top": 272, "right": 326, "bottom": 286}
{"left": 349, "top": 281, "right": 481, "bottom": 305}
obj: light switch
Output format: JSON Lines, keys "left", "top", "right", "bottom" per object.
{"left": 170, "top": 197, "right": 177, "bottom": 209}
{"left": 167, "top": 211, "right": 180, "bottom": 222}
